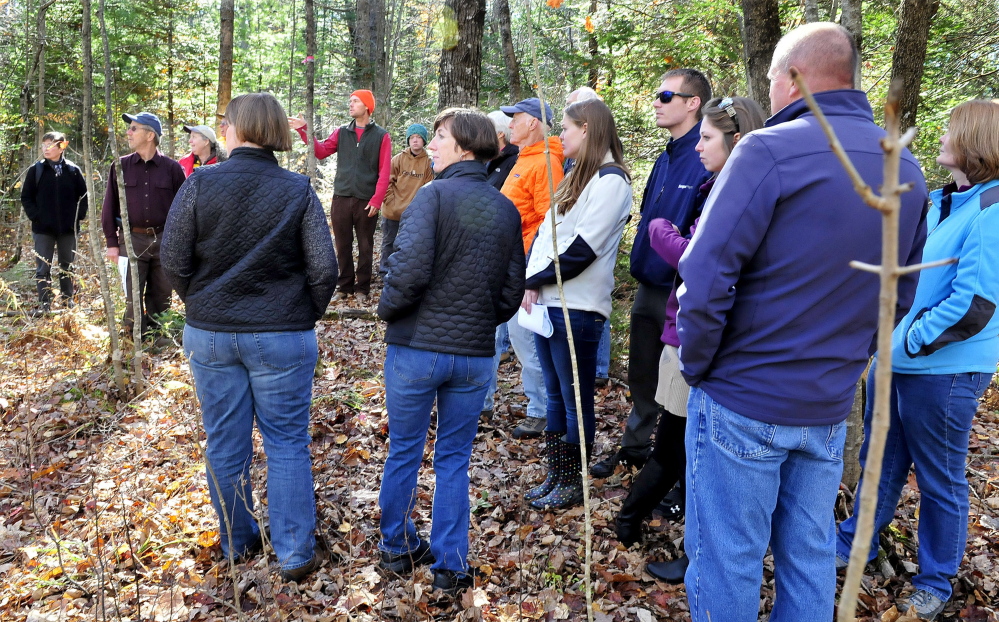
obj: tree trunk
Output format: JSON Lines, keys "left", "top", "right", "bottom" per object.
{"left": 34, "top": 0, "right": 45, "bottom": 155}
{"left": 889, "top": 0, "right": 939, "bottom": 129}
{"left": 804, "top": 0, "right": 820, "bottom": 22}
{"left": 352, "top": 0, "right": 387, "bottom": 93}
{"left": 288, "top": 0, "right": 297, "bottom": 117}
{"left": 494, "top": 0, "right": 522, "bottom": 100}
{"left": 740, "top": 0, "right": 782, "bottom": 116}
{"left": 841, "top": 374, "right": 867, "bottom": 490}
{"left": 840, "top": 0, "right": 863, "bottom": 87}
{"left": 81, "top": 0, "right": 126, "bottom": 395}
{"left": 305, "top": 0, "right": 317, "bottom": 179}
{"left": 438, "top": 0, "right": 486, "bottom": 109}
{"left": 586, "top": 0, "right": 599, "bottom": 89}
{"left": 166, "top": 14, "right": 176, "bottom": 158}
{"left": 217, "top": 0, "right": 235, "bottom": 118}
{"left": 99, "top": 0, "right": 144, "bottom": 395}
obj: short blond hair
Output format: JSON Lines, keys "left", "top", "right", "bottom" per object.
{"left": 224, "top": 93, "right": 293, "bottom": 152}
{"left": 948, "top": 99, "right": 999, "bottom": 185}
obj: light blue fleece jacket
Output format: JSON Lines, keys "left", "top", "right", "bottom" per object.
{"left": 892, "top": 179, "right": 999, "bottom": 374}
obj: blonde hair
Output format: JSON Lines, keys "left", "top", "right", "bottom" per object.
{"left": 948, "top": 99, "right": 999, "bottom": 185}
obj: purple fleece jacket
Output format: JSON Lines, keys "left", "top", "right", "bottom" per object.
{"left": 649, "top": 180, "right": 713, "bottom": 347}
{"left": 676, "top": 90, "right": 928, "bottom": 426}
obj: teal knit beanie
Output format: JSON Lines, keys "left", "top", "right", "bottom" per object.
{"left": 405, "top": 123, "right": 429, "bottom": 145}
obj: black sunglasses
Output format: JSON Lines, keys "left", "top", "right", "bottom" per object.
{"left": 719, "top": 97, "right": 740, "bottom": 134}
{"left": 654, "top": 90, "right": 696, "bottom": 104}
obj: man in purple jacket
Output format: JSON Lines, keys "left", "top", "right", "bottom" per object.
{"left": 675, "top": 23, "right": 927, "bottom": 622}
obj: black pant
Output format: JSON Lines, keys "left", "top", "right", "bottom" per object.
{"left": 379, "top": 216, "right": 400, "bottom": 278}
{"left": 331, "top": 196, "right": 378, "bottom": 295}
{"left": 33, "top": 232, "right": 77, "bottom": 303}
{"left": 620, "top": 283, "right": 671, "bottom": 457}
{"left": 123, "top": 231, "right": 172, "bottom": 335}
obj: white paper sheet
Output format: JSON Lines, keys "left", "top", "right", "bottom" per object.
{"left": 117, "top": 256, "right": 129, "bottom": 296}
{"left": 517, "top": 303, "right": 553, "bottom": 338}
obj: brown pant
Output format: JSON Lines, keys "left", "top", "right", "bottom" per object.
{"left": 331, "top": 195, "right": 378, "bottom": 295}
{"left": 123, "top": 231, "right": 173, "bottom": 335}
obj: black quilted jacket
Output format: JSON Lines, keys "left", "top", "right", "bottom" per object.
{"left": 162, "top": 147, "right": 337, "bottom": 332}
{"left": 378, "top": 160, "right": 525, "bottom": 356}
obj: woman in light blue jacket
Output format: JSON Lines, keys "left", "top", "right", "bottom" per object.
{"left": 836, "top": 99, "right": 999, "bottom": 620}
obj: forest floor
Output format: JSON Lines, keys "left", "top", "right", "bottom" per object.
{"left": 2, "top": 236, "right": 999, "bottom": 622}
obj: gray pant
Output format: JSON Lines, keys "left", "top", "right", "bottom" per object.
{"left": 33, "top": 232, "right": 77, "bottom": 303}
{"left": 620, "top": 283, "right": 671, "bottom": 457}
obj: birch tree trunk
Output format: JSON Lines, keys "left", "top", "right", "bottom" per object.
{"left": 80, "top": 0, "right": 126, "bottom": 395}
{"left": 304, "top": 0, "right": 317, "bottom": 179}
{"left": 99, "top": 0, "right": 144, "bottom": 395}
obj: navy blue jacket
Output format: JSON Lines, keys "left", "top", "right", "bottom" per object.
{"left": 677, "top": 90, "right": 928, "bottom": 425}
{"left": 630, "top": 122, "right": 711, "bottom": 288}
{"left": 379, "top": 161, "right": 525, "bottom": 357}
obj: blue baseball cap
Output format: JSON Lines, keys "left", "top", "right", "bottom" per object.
{"left": 122, "top": 112, "right": 163, "bottom": 137}
{"left": 500, "top": 97, "right": 555, "bottom": 127}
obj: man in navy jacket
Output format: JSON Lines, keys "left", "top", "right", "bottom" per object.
{"left": 590, "top": 68, "right": 712, "bottom": 478}
{"left": 676, "top": 23, "right": 927, "bottom": 622}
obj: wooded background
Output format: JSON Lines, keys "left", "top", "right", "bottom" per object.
{"left": 2, "top": 0, "right": 998, "bottom": 216}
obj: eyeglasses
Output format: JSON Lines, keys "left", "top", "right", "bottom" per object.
{"left": 719, "top": 97, "right": 740, "bottom": 134}
{"left": 126, "top": 125, "right": 148, "bottom": 134}
{"left": 219, "top": 118, "right": 230, "bottom": 131}
{"left": 654, "top": 90, "right": 696, "bottom": 104}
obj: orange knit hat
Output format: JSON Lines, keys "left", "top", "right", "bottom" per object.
{"left": 350, "top": 90, "right": 376, "bottom": 115}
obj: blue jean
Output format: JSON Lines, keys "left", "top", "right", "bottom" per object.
{"left": 379, "top": 344, "right": 493, "bottom": 572}
{"left": 184, "top": 325, "right": 318, "bottom": 571}
{"left": 684, "top": 387, "right": 846, "bottom": 622}
{"left": 534, "top": 309, "right": 603, "bottom": 445}
{"left": 483, "top": 323, "right": 513, "bottom": 410}
{"left": 836, "top": 364, "right": 988, "bottom": 602}
{"left": 497, "top": 316, "right": 548, "bottom": 419}
{"left": 596, "top": 320, "right": 611, "bottom": 379}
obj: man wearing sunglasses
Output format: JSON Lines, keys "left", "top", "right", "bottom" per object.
{"left": 591, "top": 69, "right": 712, "bottom": 478}
{"left": 676, "top": 23, "right": 928, "bottom": 622}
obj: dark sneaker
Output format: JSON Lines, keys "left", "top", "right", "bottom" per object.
{"left": 379, "top": 538, "right": 434, "bottom": 573}
{"left": 512, "top": 416, "right": 546, "bottom": 439}
{"left": 652, "top": 485, "right": 684, "bottom": 521}
{"left": 897, "top": 589, "right": 946, "bottom": 621}
{"left": 590, "top": 449, "right": 645, "bottom": 478}
{"left": 280, "top": 544, "right": 326, "bottom": 582}
{"left": 646, "top": 554, "right": 688, "bottom": 584}
{"left": 432, "top": 568, "right": 476, "bottom": 594}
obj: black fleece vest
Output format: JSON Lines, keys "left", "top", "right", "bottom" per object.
{"left": 333, "top": 121, "right": 387, "bottom": 201}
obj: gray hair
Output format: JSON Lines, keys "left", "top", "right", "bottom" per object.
{"left": 487, "top": 110, "right": 513, "bottom": 142}
{"left": 135, "top": 123, "right": 160, "bottom": 146}
{"left": 567, "top": 86, "right": 600, "bottom": 104}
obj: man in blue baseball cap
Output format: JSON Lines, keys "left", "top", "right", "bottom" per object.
{"left": 499, "top": 97, "right": 555, "bottom": 128}
{"left": 101, "top": 111, "right": 185, "bottom": 340}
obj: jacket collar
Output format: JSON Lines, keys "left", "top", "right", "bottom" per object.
{"left": 436, "top": 160, "right": 488, "bottom": 180}
{"left": 228, "top": 146, "right": 279, "bottom": 165}
{"left": 766, "top": 89, "right": 874, "bottom": 128}
{"left": 666, "top": 120, "right": 701, "bottom": 154}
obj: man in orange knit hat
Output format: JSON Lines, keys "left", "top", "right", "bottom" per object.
{"left": 290, "top": 89, "right": 391, "bottom": 304}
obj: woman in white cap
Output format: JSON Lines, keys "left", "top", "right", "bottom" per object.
{"left": 179, "top": 124, "right": 227, "bottom": 177}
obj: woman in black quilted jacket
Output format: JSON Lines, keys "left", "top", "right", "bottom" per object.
{"left": 376, "top": 108, "right": 525, "bottom": 594}
{"left": 162, "top": 92, "right": 336, "bottom": 583}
